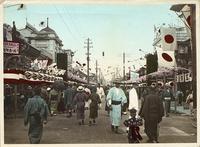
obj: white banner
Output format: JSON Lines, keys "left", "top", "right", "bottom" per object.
{"left": 176, "top": 73, "right": 192, "bottom": 83}
{"left": 185, "top": 73, "right": 192, "bottom": 82}
{"left": 4, "top": 42, "right": 19, "bottom": 54}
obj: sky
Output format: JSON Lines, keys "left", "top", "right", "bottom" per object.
{"left": 3, "top": 2, "right": 185, "bottom": 80}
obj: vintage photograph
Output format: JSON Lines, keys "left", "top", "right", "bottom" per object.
{"left": 2, "top": 0, "right": 198, "bottom": 144}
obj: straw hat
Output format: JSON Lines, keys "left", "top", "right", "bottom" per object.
{"left": 77, "top": 86, "right": 84, "bottom": 91}
{"left": 150, "top": 82, "right": 156, "bottom": 88}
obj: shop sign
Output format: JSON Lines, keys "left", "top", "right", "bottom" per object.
{"left": 4, "top": 41, "right": 19, "bottom": 54}
{"left": 176, "top": 72, "right": 192, "bottom": 82}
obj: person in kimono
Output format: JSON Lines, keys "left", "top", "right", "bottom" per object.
{"left": 128, "top": 84, "right": 139, "bottom": 117}
{"left": 106, "top": 82, "right": 127, "bottom": 134}
{"left": 162, "top": 84, "right": 174, "bottom": 117}
{"left": 124, "top": 108, "right": 143, "bottom": 143}
{"left": 96, "top": 83, "right": 105, "bottom": 109}
{"left": 49, "top": 88, "right": 60, "bottom": 116}
{"left": 88, "top": 87, "right": 101, "bottom": 126}
{"left": 24, "top": 87, "right": 49, "bottom": 144}
{"left": 73, "top": 86, "right": 88, "bottom": 125}
{"left": 126, "top": 84, "right": 139, "bottom": 133}
{"left": 84, "top": 86, "right": 91, "bottom": 110}
{"left": 140, "top": 83, "right": 164, "bottom": 143}
{"left": 64, "top": 83, "right": 75, "bottom": 117}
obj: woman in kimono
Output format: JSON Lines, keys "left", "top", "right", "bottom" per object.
{"left": 106, "top": 82, "right": 127, "bottom": 134}
{"left": 49, "top": 88, "right": 60, "bottom": 116}
{"left": 24, "top": 87, "right": 49, "bottom": 144}
{"left": 73, "top": 86, "right": 88, "bottom": 125}
{"left": 88, "top": 87, "right": 101, "bottom": 126}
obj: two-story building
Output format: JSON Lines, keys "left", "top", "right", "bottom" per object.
{"left": 19, "top": 19, "right": 63, "bottom": 62}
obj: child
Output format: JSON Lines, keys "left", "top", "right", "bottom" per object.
{"left": 124, "top": 108, "right": 143, "bottom": 143}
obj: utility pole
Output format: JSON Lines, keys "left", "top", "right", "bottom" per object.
{"left": 84, "top": 38, "right": 92, "bottom": 85}
{"left": 96, "top": 60, "right": 98, "bottom": 83}
{"left": 99, "top": 68, "right": 101, "bottom": 84}
{"left": 123, "top": 52, "right": 125, "bottom": 88}
{"left": 123, "top": 52, "right": 125, "bottom": 80}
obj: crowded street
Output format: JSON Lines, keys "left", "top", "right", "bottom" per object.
{"left": 2, "top": 1, "right": 199, "bottom": 146}
{"left": 4, "top": 99, "right": 196, "bottom": 144}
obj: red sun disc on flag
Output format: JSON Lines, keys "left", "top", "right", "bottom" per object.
{"left": 164, "top": 34, "right": 174, "bottom": 43}
{"left": 186, "top": 15, "right": 191, "bottom": 27}
{"left": 162, "top": 53, "right": 173, "bottom": 62}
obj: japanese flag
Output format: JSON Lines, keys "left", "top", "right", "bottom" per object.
{"left": 156, "top": 47, "right": 176, "bottom": 70}
{"left": 161, "top": 27, "right": 177, "bottom": 51}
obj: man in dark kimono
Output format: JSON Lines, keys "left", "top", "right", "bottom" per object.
{"left": 140, "top": 83, "right": 164, "bottom": 143}
{"left": 24, "top": 87, "right": 49, "bottom": 144}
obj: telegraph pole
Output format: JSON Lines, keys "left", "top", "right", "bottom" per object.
{"left": 123, "top": 52, "right": 125, "bottom": 88}
{"left": 123, "top": 52, "right": 125, "bottom": 81}
{"left": 96, "top": 60, "right": 98, "bottom": 83}
{"left": 84, "top": 38, "right": 92, "bottom": 85}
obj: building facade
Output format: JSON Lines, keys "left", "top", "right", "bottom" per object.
{"left": 19, "top": 20, "right": 63, "bottom": 62}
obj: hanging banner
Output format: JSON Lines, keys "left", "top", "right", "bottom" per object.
{"left": 4, "top": 42, "right": 19, "bottom": 54}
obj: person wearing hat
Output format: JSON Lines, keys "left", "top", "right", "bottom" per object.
{"left": 73, "top": 86, "right": 88, "bottom": 125}
{"left": 84, "top": 86, "right": 91, "bottom": 110}
{"left": 140, "top": 83, "right": 164, "bottom": 143}
{"left": 124, "top": 108, "right": 143, "bottom": 143}
{"left": 106, "top": 82, "right": 127, "bottom": 134}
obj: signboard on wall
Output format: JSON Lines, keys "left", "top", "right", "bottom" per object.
{"left": 4, "top": 41, "right": 19, "bottom": 54}
{"left": 176, "top": 72, "right": 192, "bottom": 82}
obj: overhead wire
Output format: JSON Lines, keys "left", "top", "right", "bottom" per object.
{"left": 54, "top": 6, "right": 83, "bottom": 46}
{"left": 63, "top": 7, "right": 85, "bottom": 39}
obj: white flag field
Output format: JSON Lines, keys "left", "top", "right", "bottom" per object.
{"left": 161, "top": 27, "right": 177, "bottom": 51}
{"left": 156, "top": 46, "right": 177, "bottom": 71}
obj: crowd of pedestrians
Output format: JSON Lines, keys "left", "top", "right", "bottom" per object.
{"left": 4, "top": 80, "right": 194, "bottom": 144}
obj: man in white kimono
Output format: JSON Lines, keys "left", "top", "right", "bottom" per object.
{"left": 129, "top": 84, "right": 139, "bottom": 117}
{"left": 106, "top": 82, "right": 127, "bottom": 134}
{"left": 126, "top": 84, "right": 139, "bottom": 133}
